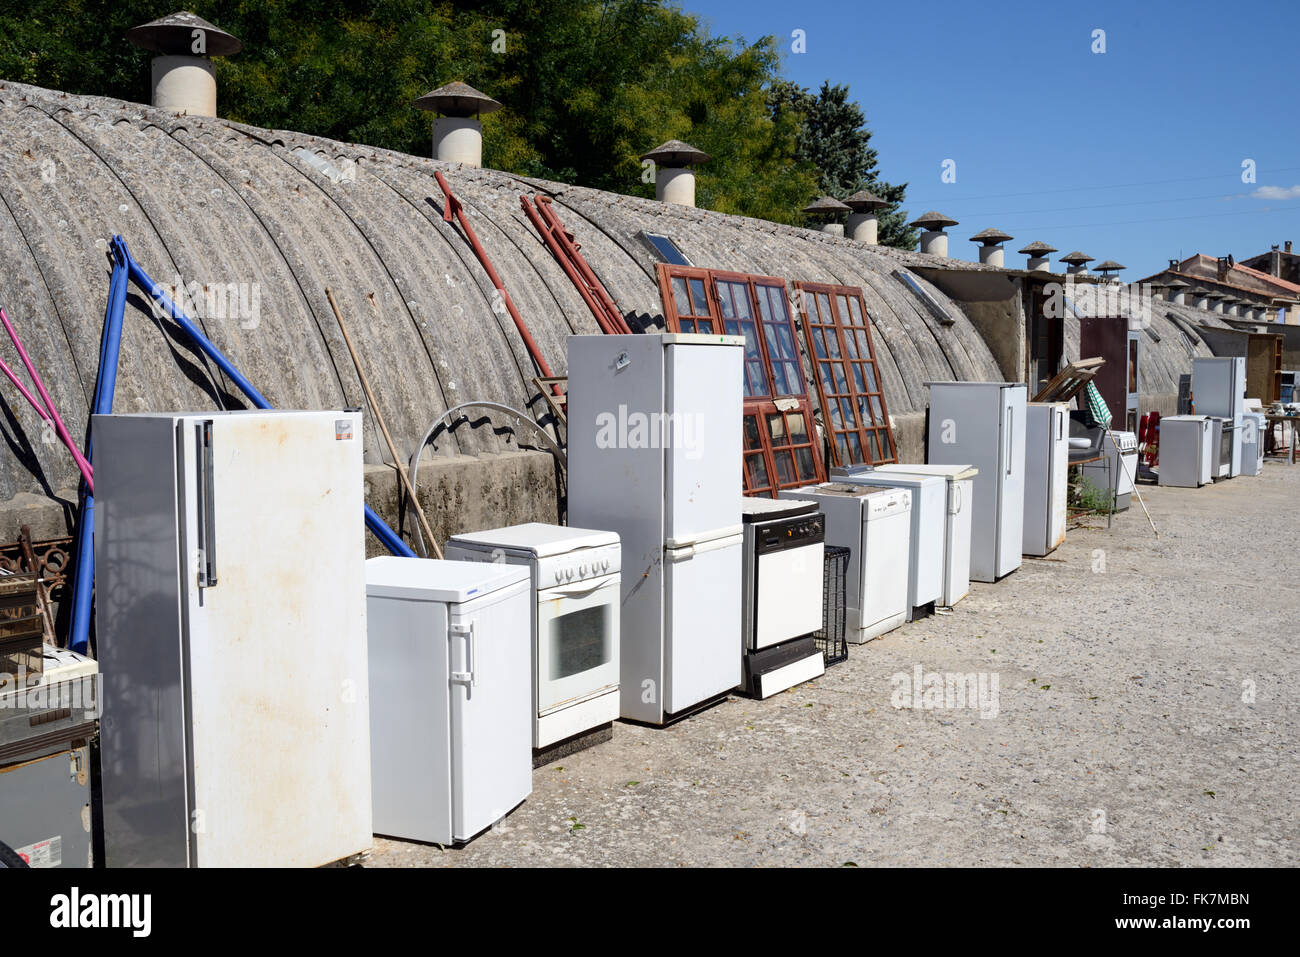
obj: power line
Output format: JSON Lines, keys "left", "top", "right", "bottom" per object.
{"left": 987, "top": 203, "right": 1300, "bottom": 233}
{"left": 907, "top": 165, "right": 1300, "bottom": 206}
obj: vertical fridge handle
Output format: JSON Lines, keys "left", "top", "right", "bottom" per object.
{"left": 450, "top": 621, "right": 476, "bottom": 687}
{"left": 1005, "top": 406, "right": 1014, "bottom": 477}
{"left": 195, "top": 420, "right": 217, "bottom": 587}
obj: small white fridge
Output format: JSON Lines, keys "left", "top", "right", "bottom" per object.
{"left": 1158, "top": 415, "right": 1214, "bottom": 487}
{"left": 779, "top": 483, "right": 911, "bottom": 642}
{"left": 873, "top": 464, "right": 977, "bottom": 607}
{"left": 366, "top": 558, "right": 532, "bottom": 846}
{"left": 926, "top": 382, "right": 1026, "bottom": 582}
{"left": 94, "top": 410, "right": 372, "bottom": 868}
{"left": 829, "top": 467, "right": 944, "bottom": 619}
{"left": 1241, "top": 411, "right": 1266, "bottom": 476}
{"left": 1023, "top": 402, "right": 1069, "bottom": 557}
{"left": 568, "top": 333, "right": 745, "bottom": 724}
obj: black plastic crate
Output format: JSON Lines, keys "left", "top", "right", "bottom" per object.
{"left": 812, "top": 545, "right": 849, "bottom": 666}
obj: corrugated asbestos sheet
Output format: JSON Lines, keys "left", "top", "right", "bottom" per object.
{"left": 0, "top": 80, "right": 1004, "bottom": 505}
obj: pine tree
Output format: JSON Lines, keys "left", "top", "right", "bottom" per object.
{"left": 770, "top": 80, "right": 917, "bottom": 249}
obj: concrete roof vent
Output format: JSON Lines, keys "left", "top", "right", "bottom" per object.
{"left": 970, "top": 227, "right": 1013, "bottom": 267}
{"left": 414, "top": 81, "right": 501, "bottom": 168}
{"left": 1288, "top": 241, "right": 1294, "bottom": 254}
{"left": 639, "top": 140, "right": 711, "bottom": 207}
{"left": 909, "top": 210, "right": 958, "bottom": 257}
{"left": 1018, "top": 240, "right": 1057, "bottom": 272}
{"left": 1060, "top": 250, "right": 1094, "bottom": 275}
{"left": 1165, "top": 278, "right": 1191, "bottom": 304}
{"left": 126, "top": 11, "right": 242, "bottom": 118}
{"left": 803, "top": 196, "right": 852, "bottom": 237}
{"left": 1094, "top": 259, "right": 1125, "bottom": 281}
{"left": 844, "top": 190, "right": 890, "bottom": 244}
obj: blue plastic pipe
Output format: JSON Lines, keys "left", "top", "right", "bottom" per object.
{"left": 69, "top": 244, "right": 128, "bottom": 653}
{"left": 114, "top": 238, "right": 416, "bottom": 558}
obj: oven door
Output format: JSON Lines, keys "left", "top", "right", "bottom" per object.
{"left": 535, "top": 574, "right": 620, "bottom": 714}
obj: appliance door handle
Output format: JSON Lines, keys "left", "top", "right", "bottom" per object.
{"left": 450, "top": 622, "right": 475, "bottom": 687}
{"left": 195, "top": 419, "right": 217, "bottom": 587}
{"left": 667, "top": 532, "right": 742, "bottom": 562}
{"left": 951, "top": 482, "right": 962, "bottom": 515}
{"left": 1004, "top": 406, "right": 1013, "bottom": 477}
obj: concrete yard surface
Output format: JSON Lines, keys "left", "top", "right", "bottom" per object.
{"left": 368, "top": 464, "right": 1299, "bottom": 867}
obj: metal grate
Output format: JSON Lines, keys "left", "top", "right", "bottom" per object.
{"left": 0, "top": 573, "right": 44, "bottom": 685}
{"left": 812, "top": 546, "right": 850, "bottom": 666}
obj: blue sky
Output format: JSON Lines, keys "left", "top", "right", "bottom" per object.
{"left": 685, "top": 0, "right": 1300, "bottom": 279}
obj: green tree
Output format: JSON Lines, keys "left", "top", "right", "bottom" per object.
{"left": 770, "top": 79, "right": 916, "bottom": 249}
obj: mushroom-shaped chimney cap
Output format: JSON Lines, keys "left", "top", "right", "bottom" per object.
{"left": 126, "top": 11, "right": 243, "bottom": 56}
{"left": 413, "top": 81, "right": 502, "bottom": 116}
{"left": 909, "top": 210, "right": 958, "bottom": 230}
{"left": 639, "top": 139, "right": 711, "bottom": 167}
{"left": 844, "top": 189, "right": 891, "bottom": 211}
{"left": 1094, "top": 259, "right": 1126, "bottom": 271}
{"left": 1204, "top": 289, "right": 1226, "bottom": 299}
{"left": 970, "top": 227, "right": 1014, "bottom": 246}
{"left": 1018, "top": 240, "right": 1057, "bottom": 255}
{"left": 1164, "top": 278, "right": 1191, "bottom": 288}
{"left": 1059, "top": 250, "right": 1094, "bottom": 265}
{"left": 802, "top": 195, "right": 852, "bottom": 216}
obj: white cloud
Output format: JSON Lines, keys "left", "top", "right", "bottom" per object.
{"left": 1251, "top": 185, "right": 1300, "bottom": 200}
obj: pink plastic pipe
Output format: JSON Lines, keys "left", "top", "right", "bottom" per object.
{"left": 0, "top": 306, "right": 94, "bottom": 491}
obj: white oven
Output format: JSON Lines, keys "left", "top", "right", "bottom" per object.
{"left": 447, "top": 524, "right": 621, "bottom": 751}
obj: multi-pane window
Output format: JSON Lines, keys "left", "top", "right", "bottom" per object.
{"left": 658, "top": 265, "right": 825, "bottom": 496}
{"left": 795, "top": 282, "right": 897, "bottom": 467}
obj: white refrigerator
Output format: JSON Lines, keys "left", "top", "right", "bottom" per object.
{"left": 828, "top": 468, "right": 944, "bottom": 619}
{"left": 567, "top": 333, "right": 745, "bottom": 724}
{"left": 1023, "top": 402, "right": 1069, "bottom": 557}
{"left": 926, "top": 382, "right": 1026, "bottom": 582}
{"left": 94, "top": 410, "right": 372, "bottom": 868}
{"left": 1158, "top": 415, "right": 1214, "bottom": 487}
{"left": 873, "top": 464, "right": 976, "bottom": 607}
{"left": 366, "top": 558, "right": 532, "bottom": 845}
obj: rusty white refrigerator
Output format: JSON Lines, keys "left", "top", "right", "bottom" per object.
{"left": 93, "top": 410, "right": 372, "bottom": 867}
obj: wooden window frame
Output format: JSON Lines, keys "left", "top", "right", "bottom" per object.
{"left": 794, "top": 281, "right": 898, "bottom": 467}
{"left": 658, "top": 264, "right": 826, "bottom": 496}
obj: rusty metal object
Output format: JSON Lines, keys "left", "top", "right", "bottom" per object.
{"left": 0, "top": 528, "right": 71, "bottom": 648}
{"left": 0, "top": 572, "right": 43, "bottom": 682}
{"left": 522, "top": 195, "right": 632, "bottom": 336}
{"left": 434, "top": 172, "right": 564, "bottom": 399}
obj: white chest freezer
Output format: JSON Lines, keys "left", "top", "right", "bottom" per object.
{"left": 779, "top": 483, "right": 911, "bottom": 642}
{"left": 829, "top": 468, "right": 944, "bottom": 619}
{"left": 366, "top": 558, "right": 533, "bottom": 846}
{"left": 1158, "top": 415, "right": 1214, "bottom": 487}
{"left": 872, "top": 464, "right": 977, "bottom": 607}
{"left": 1023, "top": 402, "right": 1069, "bottom": 557}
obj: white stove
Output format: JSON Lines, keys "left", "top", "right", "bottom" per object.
{"left": 447, "top": 523, "right": 620, "bottom": 752}
{"left": 738, "top": 497, "right": 825, "bottom": 698}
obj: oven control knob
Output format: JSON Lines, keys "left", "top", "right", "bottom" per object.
{"left": 554, "top": 568, "right": 563, "bottom": 584}
{"left": 565, "top": 567, "right": 574, "bottom": 581}
{"left": 601, "top": 558, "right": 610, "bottom": 571}
{"left": 579, "top": 563, "right": 589, "bottom": 577}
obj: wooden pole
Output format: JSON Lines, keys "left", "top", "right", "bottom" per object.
{"left": 326, "top": 288, "right": 443, "bottom": 559}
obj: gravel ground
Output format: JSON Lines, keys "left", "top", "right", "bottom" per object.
{"left": 368, "top": 463, "right": 1299, "bottom": 867}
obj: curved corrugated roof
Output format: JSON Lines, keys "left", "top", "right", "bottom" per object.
{"left": 0, "top": 80, "right": 1003, "bottom": 506}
